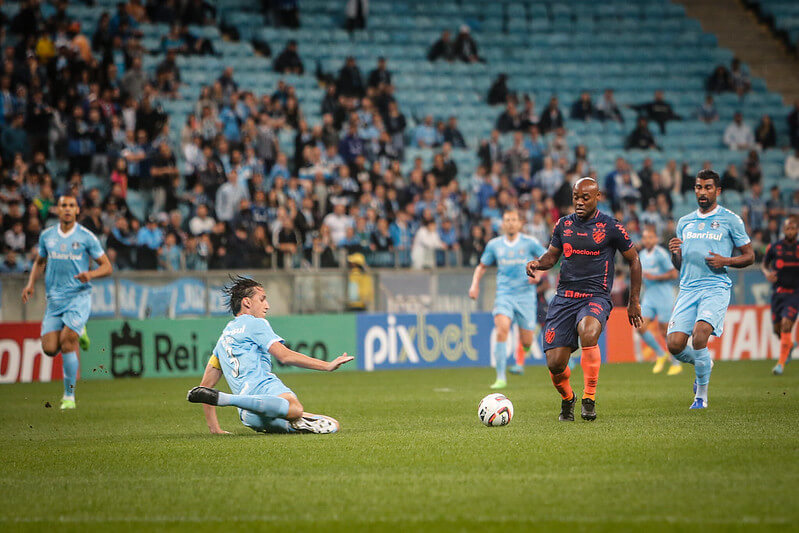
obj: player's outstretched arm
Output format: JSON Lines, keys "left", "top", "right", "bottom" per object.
{"left": 269, "top": 342, "right": 354, "bottom": 371}
{"left": 468, "top": 263, "right": 487, "bottom": 299}
{"left": 705, "top": 243, "right": 755, "bottom": 269}
{"left": 622, "top": 247, "right": 643, "bottom": 328}
{"left": 74, "top": 254, "right": 113, "bottom": 283}
{"left": 198, "top": 363, "right": 229, "bottom": 435}
{"left": 21, "top": 253, "right": 46, "bottom": 303}
{"left": 526, "top": 246, "right": 561, "bottom": 277}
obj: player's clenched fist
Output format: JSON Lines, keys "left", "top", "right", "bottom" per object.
{"left": 668, "top": 238, "right": 682, "bottom": 255}
{"left": 526, "top": 260, "right": 540, "bottom": 277}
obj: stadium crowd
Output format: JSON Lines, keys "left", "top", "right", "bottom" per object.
{"left": 2, "top": 0, "right": 799, "bottom": 275}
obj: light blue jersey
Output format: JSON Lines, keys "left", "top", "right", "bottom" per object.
{"left": 640, "top": 245, "right": 676, "bottom": 320}
{"left": 481, "top": 234, "right": 546, "bottom": 330}
{"left": 38, "top": 223, "right": 105, "bottom": 298}
{"left": 212, "top": 314, "right": 290, "bottom": 396}
{"left": 481, "top": 234, "right": 546, "bottom": 296}
{"left": 676, "top": 206, "right": 750, "bottom": 290}
{"left": 38, "top": 224, "right": 105, "bottom": 336}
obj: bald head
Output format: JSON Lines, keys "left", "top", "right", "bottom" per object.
{"left": 572, "top": 177, "right": 600, "bottom": 219}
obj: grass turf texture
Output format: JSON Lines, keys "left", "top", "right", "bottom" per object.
{"left": 1, "top": 361, "right": 797, "bottom": 532}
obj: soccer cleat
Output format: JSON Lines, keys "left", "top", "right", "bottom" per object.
{"left": 290, "top": 413, "right": 339, "bottom": 434}
{"left": 772, "top": 363, "right": 784, "bottom": 376}
{"left": 581, "top": 398, "right": 597, "bottom": 421}
{"left": 666, "top": 363, "right": 683, "bottom": 376}
{"left": 490, "top": 378, "right": 507, "bottom": 389}
{"left": 508, "top": 364, "right": 525, "bottom": 375}
{"left": 186, "top": 386, "right": 220, "bottom": 405}
{"left": 60, "top": 398, "right": 76, "bottom": 410}
{"left": 78, "top": 326, "right": 91, "bottom": 351}
{"left": 652, "top": 354, "right": 669, "bottom": 374}
{"left": 559, "top": 393, "right": 577, "bottom": 421}
{"left": 689, "top": 398, "right": 707, "bottom": 409}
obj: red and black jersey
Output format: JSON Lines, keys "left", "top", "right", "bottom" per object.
{"left": 763, "top": 239, "right": 799, "bottom": 290}
{"left": 550, "top": 210, "right": 634, "bottom": 299}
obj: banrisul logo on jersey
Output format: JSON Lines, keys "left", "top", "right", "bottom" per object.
{"left": 357, "top": 312, "right": 496, "bottom": 371}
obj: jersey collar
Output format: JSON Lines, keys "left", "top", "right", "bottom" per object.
{"left": 695, "top": 205, "right": 720, "bottom": 219}
{"left": 57, "top": 223, "right": 78, "bottom": 238}
{"left": 503, "top": 234, "right": 521, "bottom": 247}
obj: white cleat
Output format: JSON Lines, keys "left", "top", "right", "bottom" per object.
{"left": 290, "top": 413, "right": 340, "bottom": 434}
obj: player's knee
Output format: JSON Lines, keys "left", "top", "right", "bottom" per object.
{"left": 546, "top": 359, "right": 567, "bottom": 375}
{"left": 42, "top": 345, "right": 59, "bottom": 357}
{"left": 667, "top": 337, "right": 685, "bottom": 355}
{"left": 690, "top": 335, "right": 709, "bottom": 351}
{"left": 781, "top": 319, "right": 793, "bottom": 334}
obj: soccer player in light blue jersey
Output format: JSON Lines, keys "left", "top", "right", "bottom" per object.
{"left": 667, "top": 170, "right": 754, "bottom": 409}
{"left": 187, "top": 276, "right": 353, "bottom": 434}
{"left": 469, "top": 209, "right": 547, "bottom": 389}
{"left": 21, "top": 195, "right": 113, "bottom": 409}
{"left": 638, "top": 225, "right": 682, "bottom": 375}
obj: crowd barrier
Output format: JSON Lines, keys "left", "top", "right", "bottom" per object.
{"left": 0, "top": 305, "right": 784, "bottom": 384}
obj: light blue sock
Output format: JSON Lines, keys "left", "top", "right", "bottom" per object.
{"left": 62, "top": 351, "right": 78, "bottom": 398}
{"left": 495, "top": 341, "right": 507, "bottom": 381}
{"left": 241, "top": 411, "right": 295, "bottom": 433}
{"left": 672, "top": 346, "right": 697, "bottom": 365}
{"left": 217, "top": 393, "right": 290, "bottom": 418}
{"left": 694, "top": 347, "right": 712, "bottom": 391}
{"left": 640, "top": 330, "right": 664, "bottom": 355}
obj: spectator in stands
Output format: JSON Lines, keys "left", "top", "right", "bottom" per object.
{"left": 487, "top": 74, "right": 509, "bottom": 106}
{"left": 346, "top": 0, "right": 368, "bottom": 32}
{"left": 721, "top": 163, "right": 744, "bottom": 192}
{"left": 189, "top": 204, "right": 215, "bottom": 235}
{"left": 724, "top": 112, "right": 755, "bottom": 150}
{"left": 136, "top": 215, "right": 163, "bottom": 270}
{"left": 181, "top": 0, "right": 216, "bottom": 26}
{"left": 525, "top": 125, "right": 546, "bottom": 171}
{"left": 706, "top": 65, "right": 732, "bottom": 93}
{"left": 0, "top": 250, "right": 27, "bottom": 273}
{"left": 744, "top": 150, "right": 762, "bottom": 186}
{"left": 477, "top": 129, "right": 502, "bottom": 168}
{"left": 625, "top": 117, "right": 658, "bottom": 150}
{"left": 496, "top": 100, "right": 523, "bottom": 133}
{"left": 595, "top": 89, "right": 623, "bottom": 123}
{"left": 273, "top": 40, "right": 304, "bottom": 75}
{"left": 630, "top": 90, "right": 681, "bottom": 134}
{"left": 367, "top": 57, "right": 391, "bottom": 88}
{"left": 696, "top": 95, "right": 718, "bottom": 123}
{"left": 534, "top": 156, "right": 564, "bottom": 198}
{"left": 121, "top": 56, "right": 146, "bottom": 101}
{"left": 150, "top": 142, "right": 179, "bottom": 213}
{"left": 428, "top": 30, "right": 455, "bottom": 62}
{"left": 789, "top": 99, "right": 799, "bottom": 149}
{"left": 766, "top": 185, "right": 786, "bottom": 226}
{"left": 413, "top": 115, "right": 437, "bottom": 148}
{"left": 730, "top": 58, "right": 751, "bottom": 95}
{"left": 2, "top": 114, "right": 28, "bottom": 160}
{"left": 755, "top": 115, "right": 776, "bottom": 150}
{"left": 324, "top": 198, "right": 354, "bottom": 244}
{"left": 215, "top": 170, "right": 248, "bottom": 223}
{"left": 337, "top": 56, "right": 364, "bottom": 98}
{"left": 454, "top": 25, "right": 482, "bottom": 63}
{"left": 787, "top": 148, "right": 799, "bottom": 180}
{"left": 520, "top": 95, "right": 538, "bottom": 129}
{"left": 538, "top": 96, "right": 564, "bottom": 134}
{"left": 570, "top": 92, "right": 595, "bottom": 121}
{"left": 742, "top": 181, "right": 766, "bottom": 233}
{"left": 275, "top": 0, "right": 301, "bottom": 29}
{"left": 443, "top": 116, "right": 466, "bottom": 148}
{"left": 411, "top": 217, "right": 445, "bottom": 269}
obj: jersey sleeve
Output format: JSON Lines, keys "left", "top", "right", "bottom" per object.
{"left": 549, "top": 218, "right": 563, "bottom": 250}
{"left": 611, "top": 221, "right": 634, "bottom": 252}
{"left": 208, "top": 354, "right": 221, "bottom": 369}
{"left": 659, "top": 247, "right": 675, "bottom": 273}
{"left": 251, "top": 318, "right": 284, "bottom": 353}
{"left": 479, "top": 240, "right": 496, "bottom": 266}
{"left": 84, "top": 230, "right": 106, "bottom": 260}
{"left": 728, "top": 212, "right": 751, "bottom": 247}
{"left": 38, "top": 234, "right": 47, "bottom": 258}
{"left": 676, "top": 217, "right": 686, "bottom": 241}
{"left": 529, "top": 237, "right": 546, "bottom": 258}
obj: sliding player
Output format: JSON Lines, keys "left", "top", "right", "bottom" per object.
{"left": 21, "top": 195, "right": 113, "bottom": 409}
{"left": 667, "top": 170, "right": 754, "bottom": 408}
{"left": 638, "top": 225, "right": 682, "bottom": 375}
{"left": 187, "top": 276, "right": 353, "bottom": 434}
{"left": 762, "top": 217, "right": 799, "bottom": 375}
{"left": 526, "top": 178, "right": 643, "bottom": 421}
{"left": 469, "top": 209, "right": 546, "bottom": 388}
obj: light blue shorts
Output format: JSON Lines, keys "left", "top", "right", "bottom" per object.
{"left": 238, "top": 374, "right": 295, "bottom": 432}
{"left": 493, "top": 291, "right": 538, "bottom": 331}
{"left": 641, "top": 294, "right": 674, "bottom": 322}
{"left": 41, "top": 292, "right": 92, "bottom": 336}
{"left": 667, "top": 287, "right": 731, "bottom": 337}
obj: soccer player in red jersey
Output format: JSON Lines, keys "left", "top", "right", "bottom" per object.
{"left": 762, "top": 217, "right": 799, "bottom": 375}
{"left": 526, "top": 178, "right": 643, "bottom": 421}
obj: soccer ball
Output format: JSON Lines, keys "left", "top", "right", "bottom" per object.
{"left": 478, "top": 393, "right": 514, "bottom": 427}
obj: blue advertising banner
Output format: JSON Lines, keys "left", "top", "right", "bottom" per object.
{"left": 90, "top": 278, "right": 217, "bottom": 319}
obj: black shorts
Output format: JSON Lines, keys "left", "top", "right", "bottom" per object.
{"left": 771, "top": 290, "right": 799, "bottom": 323}
{"left": 543, "top": 295, "right": 612, "bottom": 352}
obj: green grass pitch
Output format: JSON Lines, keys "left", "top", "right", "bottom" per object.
{"left": 1, "top": 361, "right": 797, "bottom": 532}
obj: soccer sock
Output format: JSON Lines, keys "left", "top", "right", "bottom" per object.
{"left": 495, "top": 340, "right": 507, "bottom": 380}
{"left": 62, "top": 351, "right": 78, "bottom": 399}
{"left": 517, "top": 343, "right": 531, "bottom": 366}
{"left": 672, "top": 346, "right": 697, "bottom": 365}
{"left": 581, "top": 345, "right": 601, "bottom": 400}
{"left": 640, "top": 330, "right": 665, "bottom": 356}
{"left": 779, "top": 332, "right": 792, "bottom": 366}
{"left": 216, "top": 393, "right": 290, "bottom": 418}
{"left": 549, "top": 367, "right": 573, "bottom": 400}
{"left": 694, "top": 347, "right": 712, "bottom": 401}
